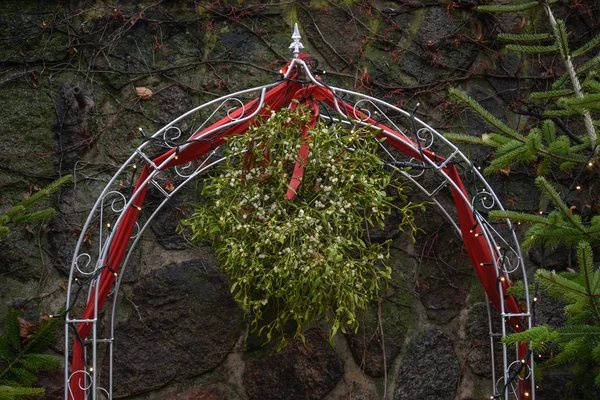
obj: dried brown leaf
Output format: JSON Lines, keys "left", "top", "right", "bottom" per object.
{"left": 135, "top": 87, "right": 153, "bottom": 100}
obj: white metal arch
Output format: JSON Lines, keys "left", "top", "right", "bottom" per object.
{"left": 64, "top": 30, "right": 534, "bottom": 400}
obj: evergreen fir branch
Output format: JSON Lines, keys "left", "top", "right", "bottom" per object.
{"left": 554, "top": 336, "right": 587, "bottom": 363}
{"left": 13, "top": 209, "right": 55, "bottom": 225}
{"left": 536, "top": 158, "right": 551, "bottom": 176}
{"left": 559, "top": 93, "right": 600, "bottom": 112}
{"left": 578, "top": 241, "right": 600, "bottom": 322}
{"left": 556, "top": 325, "right": 600, "bottom": 336}
{"left": 449, "top": 88, "right": 522, "bottom": 140}
{"left": 552, "top": 72, "right": 569, "bottom": 90}
{"left": 552, "top": 19, "right": 570, "bottom": 59}
{"left": 4, "top": 207, "right": 25, "bottom": 219}
{"left": 538, "top": 182, "right": 583, "bottom": 228}
{"left": 18, "top": 354, "right": 60, "bottom": 373}
{"left": 505, "top": 44, "right": 558, "bottom": 53}
{"left": 477, "top": 1, "right": 541, "bottom": 13}
{"left": 4, "top": 311, "right": 20, "bottom": 358}
{"left": 583, "top": 79, "right": 600, "bottom": 92}
{"left": 17, "top": 175, "right": 72, "bottom": 211}
{"left": 502, "top": 325, "right": 556, "bottom": 350}
{"left": 495, "top": 139, "right": 523, "bottom": 157}
{"left": 497, "top": 32, "right": 552, "bottom": 42}
{"left": 530, "top": 89, "right": 573, "bottom": 99}
{"left": 536, "top": 269, "right": 589, "bottom": 302}
{"left": 0, "top": 385, "right": 44, "bottom": 399}
{"left": 541, "top": 120, "right": 556, "bottom": 143}
{"left": 488, "top": 210, "right": 547, "bottom": 224}
{"left": 578, "top": 53, "right": 600, "bottom": 74}
{"left": 442, "top": 133, "right": 485, "bottom": 145}
{"left": 572, "top": 32, "right": 600, "bottom": 58}
{"left": 485, "top": 145, "right": 530, "bottom": 173}
{"left": 483, "top": 133, "right": 512, "bottom": 146}
{"left": 21, "top": 319, "right": 57, "bottom": 355}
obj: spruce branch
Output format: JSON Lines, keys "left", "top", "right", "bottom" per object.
{"left": 505, "top": 44, "right": 558, "bottom": 53}
{"left": 543, "top": 2, "right": 597, "bottom": 152}
{"left": 449, "top": 88, "right": 522, "bottom": 140}
{"left": 530, "top": 89, "right": 573, "bottom": 99}
{"left": 477, "top": 1, "right": 541, "bottom": 13}
{"left": 498, "top": 32, "right": 552, "bottom": 42}
{"left": 578, "top": 241, "right": 600, "bottom": 323}
{"left": 572, "top": 32, "right": 600, "bottom": 58}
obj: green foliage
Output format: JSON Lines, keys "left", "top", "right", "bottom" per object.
{"left": 477, "top": 1, "right": 541, "bottom": 13}
{"left": 0, "top": 311, "right": 60, "bottom": 399}
{"left": 445, "top": 89, "right": 589, "bottom": 174}
{"left": 0, "top": 175, "right": 72, "bottom": 241}
{"left": 450, "top": 0, "right": 599, "bottom": 175}
{"left": 458, "top": 0, "right": 600, "bottom": 392}
{"left": 181, "top": 107, "right": 424, "bottom": 346}
{"left": 505, "top": 242, "right": 600, "bottom": 387}
{"left": 489, "top": 177, "right": 600, "bottom": 249}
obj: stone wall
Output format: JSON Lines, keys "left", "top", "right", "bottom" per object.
{"left": 1, "top": 1, "right": 598, "bottom": 399}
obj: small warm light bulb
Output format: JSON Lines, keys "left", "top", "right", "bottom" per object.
{"left": 588, "top": 162, "right": 593, "bottom": 167}
{"left": 136, "top": 206, "right": 142, "bottom": 211}
{"left": 113, "top": 272, "right": 118, "bottom": 277}
{"left": 480, "top": 263, "right": 484, "bottom": 266}
{"left": 533, "top": 297, "right": 538, "bottom": 302}
{"left": 539, "top": 211, "right": 544, "bottom": 214}
{"left": 576, "top": 185, "right": 581, "bottom": 190}
{"left": 106, "top": 223, "right": 111, "bottom": 228}
{"left": 524, "top": 392, "right": 529, "bottom": 397}
{"left": 174, "top": 155, "right": 179, "bottom": 160}
{"left": 89, "top": 367, "right": 94, "bottom": 372}
{"left": 279, "top": 69, "right": 283, "bottom": 74}
{"left": 521, "top": 359, "right": 525, "bottom": 363}
{"left": 496, "top": 246, "right": 501, "bottom": 250}
{"left": 499, "top": 276, "right": 506, "bottom": 282}
{"left": 474, "top": 233, "right": 480, "bottom": 237}
{"left": 132, "top": 164, "right": 137, "bottom": 169}
{"left": 538, "top": 354, "right": 542, "bottom": 358}
{"left": 138, "top": 127, "right": 142, "bottom": 131}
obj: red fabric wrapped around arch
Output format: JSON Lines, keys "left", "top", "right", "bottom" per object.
{"left": 69, "top": 62, "right": 531, "bottom": 400}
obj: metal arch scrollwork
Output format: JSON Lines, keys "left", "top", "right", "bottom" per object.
{"left": 498, "top": 250, "right": 522, "bottom": 274}
{"left": 75, "top": 253, "right": 95, "bottom": 276}
{"left": 352, "top": 99, "right": 374, "bottom": 122}
{"left": 225, "top": 97, "right": 246, "bottom": 121}
{"left": 68, "top": 370, "right": 93, "bottom": 399}
{"left": 174, "top": 148, "right": 219, "bottom": 178}
{"left": 162, "top": 126, "right": 183, "bottom": 148}
{"left": 405, "top": 157, "right": 427, "bottom": 179}
{"left": 130, "top": 221, "right": 141, "bottom": 240}
{"left": 102, "top": 191, "right": 128, "bottom": 214}
{"left": 472, "top": 190, "right": 497, "bottom": 210}
{"left": 416, "top": 127, "right": 435, "bottom": 150}
{"left": 65, "top": 40, "right": 534, "bottom": 400}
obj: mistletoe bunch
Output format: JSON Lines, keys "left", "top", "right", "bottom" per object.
{"left": 182, "top": 106, "right": 423, "bottom": 345}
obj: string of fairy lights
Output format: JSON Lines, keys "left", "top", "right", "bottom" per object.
{"left": 58, "top": 53, "right": 598, "bottom": 400}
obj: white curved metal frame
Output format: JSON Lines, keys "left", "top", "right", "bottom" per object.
{"left": 64, "top": 46, "right": 534, "bottom": 400}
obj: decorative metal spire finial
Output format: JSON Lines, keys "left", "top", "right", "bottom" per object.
{"left": 289, "top": 23, "right": 304, "bottom": 58}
